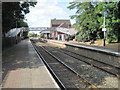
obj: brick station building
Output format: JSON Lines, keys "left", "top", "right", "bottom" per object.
{"left": 50, "top": 18, "right": 71, "bottom": 40}
{"left": 42, "top": 18, "right": 77, "bottom": 41}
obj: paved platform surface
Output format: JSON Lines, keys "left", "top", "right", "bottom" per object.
{"left": 48, "top": 40, "right": 120, "bottom": 53}
{"left": 2, "top": 39, "right": 59, "bottom": 88}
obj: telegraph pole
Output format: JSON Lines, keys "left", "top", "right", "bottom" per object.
{"left": 102, "top": 9, "right": 107, "bottom": 46}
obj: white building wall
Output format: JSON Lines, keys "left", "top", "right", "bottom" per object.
{"left": 61, "top": 34, "right": 65, "bottom": 41}
{"left": 57, "top": 34, "right": 60, "bottom": 40}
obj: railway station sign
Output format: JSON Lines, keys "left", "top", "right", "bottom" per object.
{"left": 102, "top": 28, "right": 107, "bottom": 31}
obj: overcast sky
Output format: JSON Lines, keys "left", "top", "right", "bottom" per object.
{"left": 25, "top": 0, "right": 76, "bottom": 27}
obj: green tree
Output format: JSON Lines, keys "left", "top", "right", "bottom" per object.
{"left": 27, "top": 33, "right": 37, "bottom": 37}
{"left": 39, "top": 33, "right": 44, "bottom": 38}
{"left": 68, "top": 1, "right": 120, "bottom": 43}
{"left": 2, "top": 1, "right": 37, "bottom": 37}
{"left": 107, "top": 2, "right": 120, "bottom": 42}
{"left": 19, "top": 19, "right": 28, "bottom": 27}
{"left": 68, "top": 2, "right": 100, "bottom": 42}
{"left": 95, "top": 2, "right": 120, "bottom": 42}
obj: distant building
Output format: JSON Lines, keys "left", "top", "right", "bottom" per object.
{"left": 42, "top": 18, "right": 78, "bottom": 41}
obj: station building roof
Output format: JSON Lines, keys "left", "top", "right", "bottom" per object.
{"left": 51, "top": 18, "right": 71, "bottom": 27}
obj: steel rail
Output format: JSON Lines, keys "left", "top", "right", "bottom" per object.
{"left": 34, "top": 39, "right": 120, "bottom": 78}
{"left": 54, "top": 47, "right": 120, "bottom": 78}
{"left": 31, "top": 40, "right": 66, "bottom": 90}
{"left": 61, "top": 48, "right": 120, "bottom": 69}
{"left": 39, "top": 44, "right": 98, "bottom": 88}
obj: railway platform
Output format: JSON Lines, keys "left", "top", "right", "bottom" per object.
{"left": 47, "top": 39, "right": 120, "bottom": 55}
{"left": 2, "top": 39, "right": 60, "bottom": 89}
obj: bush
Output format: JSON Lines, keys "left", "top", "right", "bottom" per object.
{"left": 106, "top": 30, "right": 118, "bottom": 43}
{"left": 27, "top": 33, "right": 37, "bottom": 37}
{"left": 39, "top": 33, "right": 44, "bottom": 38}
{"left": 75, "top": 30, "right": 90, "bottom": 42}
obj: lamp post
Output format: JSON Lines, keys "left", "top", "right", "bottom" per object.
{"left": 16, "top": 19, "right": 17, "bottom": 29}
{"left": 14, "top": 11, "right": 18, "bottom": 31}
{"left": 102, "top": 9, "right": 107, "bottom": 46}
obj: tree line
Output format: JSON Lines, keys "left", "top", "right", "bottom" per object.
{"left": 2, "top": 1, "right": 37, "bottom": 37}
{"left": 68, "top": 1, "right": 120, "bottom": 43}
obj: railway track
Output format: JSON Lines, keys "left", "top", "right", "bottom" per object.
{"left": 49, "top": 47, "right": 120, "bottom": 78}
{"left": 31, "top": 39, "right": 97, "bottom": 89}
{"left": 31, "top": 39, "right": 119, "bottom": 88}
{"left": 63, "top": 49, "right": 119, "bottom": 77}
{"left": 41, "top": 40, "right": 120, "bottom": 79}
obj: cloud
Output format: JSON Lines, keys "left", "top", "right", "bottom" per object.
{"left": 25, "top": 0, "right": 75, "bottom": 27}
